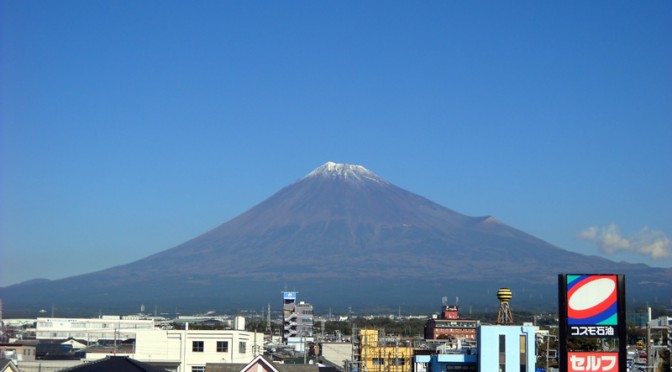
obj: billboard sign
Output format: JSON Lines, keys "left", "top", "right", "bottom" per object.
{"left": 566, "top": 275, "right": 618, "bottom": 337}
{"left": 283, "top": 291, "right": 297, "bottom": 300}
{"left": 568, "top": 352, "right": 618, "bottom": 372}
{"left": 558, "top": 274, "right": 626, "bottom": 372}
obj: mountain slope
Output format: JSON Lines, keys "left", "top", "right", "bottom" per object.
{"left": 1, "top": 162, "right": 670, "bottom": 314}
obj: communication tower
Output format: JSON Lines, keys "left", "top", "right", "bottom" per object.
{"left": 496, "top": 288, "right": 514, "bottom": 325}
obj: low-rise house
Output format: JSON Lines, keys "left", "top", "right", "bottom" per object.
{"left": 14, "top": 359, "right": 82, "bottom": 372}
{"left": 36, "top": 343, "right": 79, "bottom": 360}
{"left": 0, "top": 342, "right": 37, "bottom": 362}
{"left": 206, "top": 354, "right": 317, "bottom": 372}
{"left": 59, "top": 356, "right": 168, "bottom": 372}
{"left": 0, "top": 359, "right": 20, "bottom": 372}
{"left": 61, "top": 338, "right": 89, "bottom": 350}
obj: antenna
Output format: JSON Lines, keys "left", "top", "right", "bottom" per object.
{"left": 441, "top": 296, "right": 448, "bottom": 306}
{"left": 265, "top": 304, "right": 272, "bottom": 334}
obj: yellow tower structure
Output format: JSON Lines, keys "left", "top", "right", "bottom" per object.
{"left": 496, "top": 288, "right": 514, "bottom": 325}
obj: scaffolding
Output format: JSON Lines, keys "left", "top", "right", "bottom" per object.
{"left": 353, "top": 328, "right": 414, "bottom": 372}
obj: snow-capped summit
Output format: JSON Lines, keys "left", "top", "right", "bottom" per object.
{"left": 304, "top": 161, "right": 386, "bottom": 183}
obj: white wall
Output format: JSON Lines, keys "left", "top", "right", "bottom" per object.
{"left": 478, "top": 325, "right": 536, "bottom": 372}
{"left": 36, "top": 317, "right": 155, "bottom": 341}
{"left": 133, "top": 329, "right": 264, "bottom": 372}
{"left": 321, "top": 342, "right": 352, "bottom": 367}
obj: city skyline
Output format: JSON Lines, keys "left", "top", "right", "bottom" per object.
{"left": 1, "top": 1, "right": 671, "bottom": 287}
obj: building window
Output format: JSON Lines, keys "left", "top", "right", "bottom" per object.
{"left": 192, "top": 341, "right": 204, "bottom": 352}
{"left": 499, "top": 334, "right": 506, "bottom": 372}
{"left": 373, "top": 358, "right": 385, "bottom": 365}
{"left": 239, "top": 341, "right": 246, "bottom": 353}
{"left": 446, "top": 366, "right": 476, "bottom": 371}
{"left": 519, "top": 335, "right": 527, "bottom": 372}
{"left": 217, "top": 341, "right": 229, "bottom": 352}
{"left": 192, "top": 367, "right": 205, "bottom": 372}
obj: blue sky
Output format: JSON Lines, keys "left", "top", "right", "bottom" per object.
{"left": 1, "top": 1, "right": 671, "bottom": 287}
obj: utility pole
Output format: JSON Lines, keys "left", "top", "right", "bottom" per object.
{"left": 646, "top": 306, "right": 652, "bottom": 372}
{"left": 545, "top": 334, "right": 557, "bottom": 371}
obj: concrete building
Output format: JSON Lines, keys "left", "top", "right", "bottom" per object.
{"left": 282, "top": 292, "right": 314, "bottom": 352}
{"left": 36, "top": 316, "right": 155, "bottom": 342}
{"left": 413, "top": 324, "right": 536, "bottom": 372}
{"left": 413, "top": 353, "right": 478, "bottom": 372}
{"left": 125, "top": 328, "right": 264, "bottom": 372}
{"left": 0, "top": 342, "right": 36, "bottom": 362}
{"left": 477, "top": 325, "right": 536, "bottom": 372}
{"left": 424, "top": 305, "right": 478, "bottom": 342}
{"left": 319, "top": 342, "right": 352, "bottom": 368}
{"left": 650, "top": 315, "right": 672, "bottom": 328}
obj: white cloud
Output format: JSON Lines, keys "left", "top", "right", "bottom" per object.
{"left": 579, "top": 226, "right": 597, "bottom": 240}
{"left": 579, "top": 224, "right": 672, "bottom": 260}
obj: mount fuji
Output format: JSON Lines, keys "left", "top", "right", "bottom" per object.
{"left": 1, "top": 162, "right": 670, "bottom": 314}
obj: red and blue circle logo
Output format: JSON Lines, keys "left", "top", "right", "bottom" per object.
{"left": 567, "top": 275, "right": 618, "bottom": 326}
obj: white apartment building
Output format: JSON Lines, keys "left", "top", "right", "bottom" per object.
{"left": 36, "top": 316, "right": 155, "bottom": 342}
{"left": 127, "top": 328, "right": 264, "bottom": 372}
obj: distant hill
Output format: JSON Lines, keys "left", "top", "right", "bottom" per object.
{"left": 2, "top": 162, "right": 670, "bottom": 315}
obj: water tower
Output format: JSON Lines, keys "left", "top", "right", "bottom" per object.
{"left": 496, "top": 288, "right": 514, "bottom": 325}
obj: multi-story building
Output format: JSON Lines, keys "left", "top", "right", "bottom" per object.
{"left": 424, "top": 305, "right": 478, "bottom": 342}
{"left": 356, "top": 329, "right": 415, "bottom": 372}
{"left": 413, "top": 325, "right": 537, "bottom": 372}
{"left": 36, "top": 316, "right": 155, "bottom": 342}
{"left": 282, "top": 292, "right": 314, "bottom": 351}
{"left": 477, "top": 324, "right": 536, "bottom": 371}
